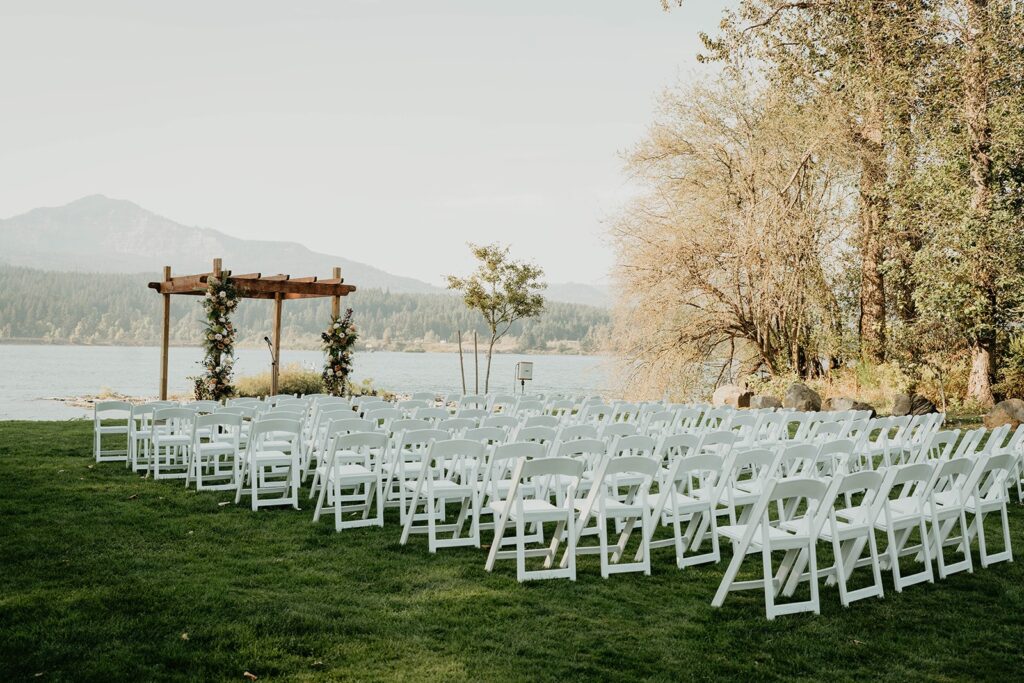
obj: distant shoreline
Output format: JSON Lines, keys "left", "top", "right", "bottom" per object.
{"left": 0, "top": 338, "right": 603, "bottom": 356}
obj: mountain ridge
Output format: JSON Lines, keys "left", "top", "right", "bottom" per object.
{"left": 0, "top": 195, "right": 609, "bottom": 306}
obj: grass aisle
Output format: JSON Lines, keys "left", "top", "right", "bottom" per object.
{"left": 1, "top": 421, "right": 1023, "bottom": 682}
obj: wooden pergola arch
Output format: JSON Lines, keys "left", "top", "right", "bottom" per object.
{"left": 148, "top": 257, "right": 357, "bottom": 399}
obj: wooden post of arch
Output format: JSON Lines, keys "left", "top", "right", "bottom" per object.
{"left": 331, "top": 266, "right": 342, "bottom": 318}
{"left": 159, "top": 266, "right": 171, "bottom": 400}
{"left": 272, "top": 293, "right": 283, "bottom": 396}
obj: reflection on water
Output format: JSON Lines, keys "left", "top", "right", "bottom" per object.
{"left": 0, "top": 344, "right": 612, "bottom": 420}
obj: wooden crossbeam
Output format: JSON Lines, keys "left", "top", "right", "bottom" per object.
{"left": 148, "top": 278, "right": 355, "bottom": 297}
{"left": 148, "top": 262, "right": 355, "bottom": 299}
{"left": 236, "top": 279, "right": 354, "bottom": 297}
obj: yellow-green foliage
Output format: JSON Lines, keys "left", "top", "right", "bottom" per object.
{"left": 234, "top": 363, "right": 392, "bottom": 399}
{"left": 746, "top": 363, "right": 914, "bottom": 414}
{"left": 235, "top": 364, "right": 323, "bottom": 397}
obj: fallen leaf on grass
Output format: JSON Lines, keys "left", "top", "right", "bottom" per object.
{"left": 180, "top": 632, "right": 189, "bottom": 641}
{"left": 86, "top": 465, "right": 94, "bottom": 469}
{"left": 127, "top": 494, "right": 138, "bottom": 500}
{"left": 243, "top": 672, "right": 258, "bottom": 681}
{"left": 218, "top": 501, "right": 231, "bottom": 507}
{"left": 852, "top": 639, "right": 865, "bottom": 646}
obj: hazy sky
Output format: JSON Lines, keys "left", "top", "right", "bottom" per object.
{"left": 0, "top": 1, "right": 726, "bottom": 285}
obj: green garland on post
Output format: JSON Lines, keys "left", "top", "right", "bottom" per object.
{"left": 322, "top": 308, "right": 357, "bottom": 396}
{"left": 191, "top": 274, "right": 240, "bottom": 401}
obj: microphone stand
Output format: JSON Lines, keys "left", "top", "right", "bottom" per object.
{"left": 264, "top": 336, "right": 277, "bottom": 395}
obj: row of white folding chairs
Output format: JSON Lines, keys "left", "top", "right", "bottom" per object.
{"left": 304, "top": 421, "right": 1019, "bottom": 619}
{"left": 95, "top": 402, "right": 1022, "bottom": 620}
{"left": 300, "top": 406, "right": 938, "bottom": 496}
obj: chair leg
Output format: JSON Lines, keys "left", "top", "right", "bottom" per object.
{"left": 567, "top": 513, "right": 577, "bottom": 582}
{"left": 807, "top": 539, "right": 820, "bottom": 615}
{"left": 515, "top": 514, "right": 527, "bottom": 582}
{"left": 598, "top": 511, "right": 609, "bottom": 579}
{"left": 712, "top": 549, "right": 747, "bottom": 608}
{"left": 762, "top": 542, "right": 777, "bottom": 620}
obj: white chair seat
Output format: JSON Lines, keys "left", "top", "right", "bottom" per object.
{"left": 576, "top": 498, "right": 643, "bottom": 516}
{"left": 153, "top": 435, "right": 190, "bottom": 446}
{"left": 327, "top": 464, "right": 375, "bottom": 482}
{"left": 197, "top": 442, "right": 235, "bottom": 455}
{"left": 651, "top": 493, "right": 707, "bottom": 515}
{"left": 251, "top": 449, "right": 292, "bottom": 464}
{"left": 719, "top": 523, "right": 811, "bottom": 549}
{"left": 404, "top": 479, "right": 474, "bottom": 495}
{"left": 489, "top": 498, "right": 568, "bottom": 523}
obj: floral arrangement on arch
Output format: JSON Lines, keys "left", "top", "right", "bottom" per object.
{"left": 322, "top": 308, "right": 357, "bottom": 396}
{"left": 191, "top": 274, "right": 240, "bottom": 401}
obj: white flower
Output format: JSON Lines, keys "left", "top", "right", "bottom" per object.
{"left": 215, "top": 333, "right": 223, "bottom": 340}
{"left": 219, "top": 317, "right": 225, "bottom": 323}
{"left": 333, "top": 323, "right": 341, "bottom": 329}
{"left": 219, "top": 291, "right": 227, "bottom": 298}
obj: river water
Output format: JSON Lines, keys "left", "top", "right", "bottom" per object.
{"left": 0, "top": 344, "right": 612, "bottom": 420}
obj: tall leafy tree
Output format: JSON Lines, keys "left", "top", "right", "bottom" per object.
{"left": 446, "top": 243, "right": 546, "bottom": 392}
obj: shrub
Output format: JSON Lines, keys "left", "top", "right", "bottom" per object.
{"left": 235, "top": 364, "right": 324, "bottom": 397}
{"left": 745, "top": 362, "right": 914, "bottom": 414}
{"left": 995, "top": 334, "right": 1024, "bottom": 399}
{"left": 234, "top": 363, "right": 393, "bottom": 399}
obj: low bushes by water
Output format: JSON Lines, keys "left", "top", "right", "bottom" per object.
{"left": 234, "top": 363, "right": 390, "bottom": 399}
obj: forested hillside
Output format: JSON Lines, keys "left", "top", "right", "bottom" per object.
{"left": 0, "top": 266, "right": 608, "bottom": 352}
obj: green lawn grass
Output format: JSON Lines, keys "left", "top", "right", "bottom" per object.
{"left": 2, "top": 420, "right": 1023, "bottom": 682}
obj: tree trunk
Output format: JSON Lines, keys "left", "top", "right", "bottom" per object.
{"left": 484, "top": 338, "right": 496, "bottom": 393}
{"left": 891, "top": 108, "right": 919, "bottom": 326}
{"left": 964, "top": 0, "right": 996, "bottom": 406}
{"left": 858, "top": 119, "right": 887, "bottom": 364}
{"left": 857, "top": 7, "right": 888, "bottom": 365}
{"left": 967, "top": 341, "right": 995, "bottom": 406}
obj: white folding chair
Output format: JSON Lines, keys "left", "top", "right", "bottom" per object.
{"left": 235, "top": 418, "right": 302, "bottom": 511}
{"left": 572, "top": 455, "right": 659, "bottom": 578}
{"left": 399, "top": 439, "right": 484, "bottom": 551}
{"left": 712, "top": 477, "right": 831, "bottom": 620}
{"left": 312, "top": 431, "right": 386, "bottom": 531}
{"left": 645, "top": 452, "right": 723, "bottom": 570}
{"left": 782, "top": 471, "right": 886, "bottom": 607}
{"left": 966, "top": 453, "right": 1016, "bottom": 567}
{"left": 485, "top": 456, "right": 584, "bottom": 582}
{"left": 854, "top": 462, "right": 936, "bottom": 592}
{"left": 187, "top": 412, "right": 242, "bottom": 491}
{"left": 93, "top": 400, "right": 132, "bottom": 463}
{"left": 151, "top": 407, "right": 195, "bottom": 480}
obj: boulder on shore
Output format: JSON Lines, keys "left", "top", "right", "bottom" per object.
{"left": 984, "top": 399, "right": 1024, "bottom": 429}
{"left": 749, "top": 395, "right": 782, "bottom": 410}
{"left": 891, "top": 393, "right": 912, "bottom": 416}
{"left": 822, "top": 396, "right": 876, "bottom": 417}
{"left": 784, "top": 382, "right": 822, "bottom": 412}
{"left": 892, "top": 393, "right": 937, "bottom": 416}
{"left": 712, "top": 384, "right": 752, "bottom": 408}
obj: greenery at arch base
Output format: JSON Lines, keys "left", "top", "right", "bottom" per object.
{"left": 191, "top": 275, "right": 240, "bottom": 401}
{"left": 322, "top": 308, "right": 357, "bottom": 396}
